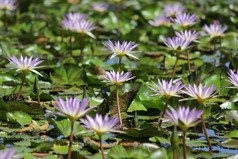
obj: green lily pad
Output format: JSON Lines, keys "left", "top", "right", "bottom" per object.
{"left": 220, "top": 139, "right": 238, "bottom": 149}
{"left": 7, "top": 111, "right": 32, "bottom": 126}
{"left": 52, "top": 145, "right": 82, "bottom": 154}
{"left": 225, "top": 131, "right": 238, "bottom": 138}
{"left": 50, "top": 64, "right": 86, "bottom": 85}
{"left": 47, "top": 119, "right": 87, "bottom": 138}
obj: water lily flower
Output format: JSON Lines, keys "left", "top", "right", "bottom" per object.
{"left": 0, "top": 149, "right": 22, "bottom": 159}
{"left": 102, "top": 70, "right": 134, "bottom": 126}
{"left": 92, "top": 3, "right": 109, "bottom": 13}
{"left": 80, "top": 113, "right": 123, "bottom": 135}
{"left": 147, "top": 79, "right": 185, "bottom": 126}
{"left": 170, "top": 13, "right": 199, "bottom": 28}
{"left": 163, "top": 4, "right": 184, "bottom": 17}
{"left": 61, "top": 13, "right": 87, "bottom": 31}
{"left": 103, "top": 40, "right": 141, "bottom": 60}
{"left": 72, "top": 20, "right": 97, "bottom": 39}
{"left": 226, "top": 69, "right": 238, "bottom": 88}
{"left": 64, "top": 13, "right": 87, "bottom": 22}
{"left": 149, "top": 16, "right": 171, "bottom": 27}
{"left": 102, "top": 70, "right": 135, "bottom": 85}
{"left": 147, "top": 79, "right": 185, "bottom": 99}
{"left": 164, "top": 106, "right": 203, "bottom": 131}
{"left": 0, "top": 0, "right": 16, "bottom": 10}
{"left": 165, "top": 106, "right": 203, "bottom": 158}
{"left": 180, "top": 83, "right": 217, "bottom": 151}
{"left": 180, "top": 83, "right": 220, "bottom": 103}
{"left": 203, "top": 23, "right": 227, "bottom": 38}
{"left": 175, "top": 30, "right": 200, "bottom": 42}
{"left": 50, "top": 97, "right": 96, "bottom": 121}
{"left": 81, "top": 113, "right": 123, "bottom": 159}
{"left": 48, "top": 97, "right": 96, "bottom": 159}
{"left": 61, "top": 20, "right": 75, "bottom": 31}
{"left": 6, "top": 55, "right": 45, "bottom": 77}
{"left": 163, "top": 37, "right": 192, "bottom": 52}
{"left": 164, "top": 37, "right": 192, "bottom": 79}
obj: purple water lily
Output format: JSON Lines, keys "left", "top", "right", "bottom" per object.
{"left": 175, "top": 30, "right": 200, "bottom": 42}
{"left": 103, "top": 40, "right": 141, "bottom": 60}
{"left": 6, "top": 55, "right": 45, "bottom": 77}
{"left": 61, "top": 19, "right": 76, "bottom": 31}
{"left": 0, "top": 0, "right": 16, "bottom": 10}
{"left": 92, "top": 3, "right": 109, "bottom": 12}
{"left": 203, "top": 23, "right": 227, "bottom": 38}
{"left": 149, "top": 16, "right": 171, "bottom": 27}
{"left": 61, "top": 13, "right": 87, "bottom": 31}
{"left": 171, "top": 13, "right": 199, "bottom": 28}
{"left": 80, "top": 113, "right": 123, "bottom": 159}
{"left": 226, "top": 69, "right": 238, "bottom": 88}
{"left": 163, "top": 37, "right": 192, "bottom": 52}
{"left": 72, "top": 20, "right": 97, "bottom": 39}
{"left": 163, "top": 4, "right": 184, "bottom": 17}
{"left": 50, "top": 97, "right": 96, "bottom": 121}
{"left": 80, "top": 113, "right": 123, "bottom": 135}
{"left": 164, "top": 106, "right": 203, "bottom": 131}
{"left": 64, "top": 13, "right": 87, "bottom": 22}
{"left": 0, "top": 149, "right": 22, "bottom": 159}
{"left": 48, "top": 97, "right": 96, "bottom": 159}
{"left": 102, "top": 70, "right": 135, "bottom": 85}
{"left": 180, "top": 83, "right": 220, "bottom": 103}
{"left": 147, "top": 79, "right": 185, "bottom": 98}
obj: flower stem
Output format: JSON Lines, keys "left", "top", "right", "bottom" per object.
{"left": 116, "top": 86, "right": 123, "bottom": 126}
{"left": 61, "top": 30, "right": 64, "bottom": 43}
{"left": 183, "top": 131, "right": 187, "bottom": 159}
{"left": 115, "top": 3, "right": 121, "bottom": 32}
{"left": 37, "top": 95, "right": 40, "bottom": 105}
{"left": 214, "top": 39, "right": 217, "bottom": 56}
{"left": 159, "top": 98, "right": 168, "bottom": 127}
{"left": 173, "top": 149, "right": 176, "bottom": 159}
{"left": 172, "top": 53, "right": 180, "bottom": 80}
{"left": 80, "top": 34, "right": 85, "bottom": 61}
{"left": 4, "top": 10, "right": 7, "bottom": 32}
{"left": 67, "top": 120, "right": 74, "bottom": 159}
{"left": 69, "top": 31, "right": 72, "bottom": 56}
{"left": 219, "top": 38, "right": 222, "bottom": 64}
{"left": 187, "top": 49, "right": 191, "bottom": 74}
{"left": 200, "top": 103, "right": 212, "bottom": 151}
{"left": 214, "top": 39, "right": 217, "bottom": 65}
{"left": 118, "top": 57, "right": 122, "bottom": 72}
{"left": 99, "top": 135, "right": 106, "bottom": 159}
{"left": 201, "top": 114, "right": 212, "bottom": 151}
{"left": 219, "top": 38, "right": 222, "bottom": 49}
{"left": 134, "top": 110, "right": 138, "bottom": 128}
{"left": 16, "top": 72, "right": 26, "bottom": 101}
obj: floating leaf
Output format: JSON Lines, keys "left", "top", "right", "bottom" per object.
{"left": 52, "top": 145, "right": 81, "bottom": 154}
{"left": 32, "top": 141, "right": 53, "bottom": 153}
{"left": 225, "top": 131, "right": 238, "bottom": 139}
{"left": 47, "top": 119, "right": 87, "bottom": 138}
{"left": 7, "top": 111, "right": 32, "bottom": 126}
{"left": 220, "top": 139, "right": 238, "bottom": 149}
{"left": 108, "top": 145, "right": 150, "bottom": 159}
{"left": 50, "top": 64, "right": 86, "bottom": 85}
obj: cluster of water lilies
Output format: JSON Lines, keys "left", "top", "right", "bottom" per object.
{"left": 0, "top": 0, "right": 237, "bottom": 158}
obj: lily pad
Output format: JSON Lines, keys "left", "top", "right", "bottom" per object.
{"left": 7, "top": 111, "right": 32, "bottom": 126}
{"left": 220, "top": 139, "right": 238, "bottom": 149}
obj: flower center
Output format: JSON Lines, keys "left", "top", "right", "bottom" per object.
{"left": 113, "top": 81, "right": 121, "bottom": 85}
